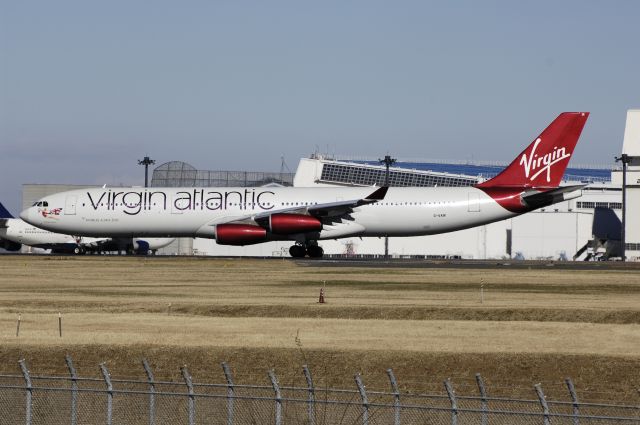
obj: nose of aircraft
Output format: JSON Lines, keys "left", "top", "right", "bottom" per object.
{"left": 19, "top": 207, "right": 33, "bottom": 223}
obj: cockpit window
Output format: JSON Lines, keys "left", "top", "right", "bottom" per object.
{"left": 43, "top": 201, "right": 48, "bottom": 207}
{"left": 32, "top": 201, "right": 48, "bottom": 207}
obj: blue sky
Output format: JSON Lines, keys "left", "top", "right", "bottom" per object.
{"left": 1, "top": 1, "right": 639, "bottom": 214}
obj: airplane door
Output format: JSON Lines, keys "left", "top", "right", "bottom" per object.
{"left": 468, "top": 193, "right": 480, "bottom": 212}
{"left": 65, "top": 195, "right": 77, "bottom": 215}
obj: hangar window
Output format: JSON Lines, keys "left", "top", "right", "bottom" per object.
{"left": 578, "top": 202, "right": 594, "bottom": 209}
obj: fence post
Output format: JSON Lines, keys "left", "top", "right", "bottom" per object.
{"left": 354, "top": 373, "right": 369, "bottom": 425}
{"left": 181, "top": 366, "right": 195, "bottom": 425}
{"left": 65, "top": 355, "right": 78, "bottom": 425}
{"left": 268, "top": 370, "right": 282, "bottom": 425}
{"left": 444, "top": 378, "right": 458, "bottom": 425}
{"left": 475, "top": 373, "right": 488, "bottom": 425}
{"left": 18, "top": 359, "right": 32, "bottom": 425}
{"left": 386, "top": 369, "right": 400, "bottom": 425}
{"left": 534, "top": 383, "right": 550, "bottom": 425}
{"left": 302, "top": 365, "right": 315, "bottom": 425}
{"left": 565, "top": 378, "right": 579, "bottom": 425}
{"left": 99, "top": 363, "right": 113, "bottom": 425}
{"left": 221, "top": 362, "right": 235, "bottom": 425}
{"left": 142, "top": 359, "right": 156, "bottom": 425}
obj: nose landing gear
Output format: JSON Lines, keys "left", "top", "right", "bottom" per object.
{"left": 289, "top": 242, "right": 324, "bottom": 258}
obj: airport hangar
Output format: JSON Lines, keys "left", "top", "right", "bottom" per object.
{"left": 20, "top": 110, "right": 640, "bottom": 260}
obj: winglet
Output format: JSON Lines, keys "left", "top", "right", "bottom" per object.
{"left": 365, "top": 186, "right": 388, "bottom": 201}
{"left": 0, "top": 202, "right": 14, "bottom": 219}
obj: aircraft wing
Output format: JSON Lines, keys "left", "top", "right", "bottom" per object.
{"left": 256, "top": 186, "right": 388, "bottom": 222}
{"left": 203, "top": 186, "right": 388, "bottom": 228}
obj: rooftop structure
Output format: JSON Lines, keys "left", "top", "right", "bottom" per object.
{"left": 353, "top": 160, "right": 614, "bottom": 184}
{"left": 295, "top": 156, "right": 481, "bottom": 188}
{"left": 151, "top": 161, "right": 295, "bottom": 188}
{"left": 318, "top": 161, "right": 479, "bottom": 187}
{"left": 294, "top": 155, "right": 614, "bottom": 189}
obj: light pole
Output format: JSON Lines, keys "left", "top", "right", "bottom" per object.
{"left": 615, "top": 154, "right": 631, "bottom": 261}
{"left": 138, "top": 156, "right": 156, "bottom": 188}
{"left": 379, "top": 155, "right": 396, "bottom": 259}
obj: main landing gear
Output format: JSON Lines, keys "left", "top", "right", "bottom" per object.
{"left": 289, "top": 242, "right": 324, "bottom": 258}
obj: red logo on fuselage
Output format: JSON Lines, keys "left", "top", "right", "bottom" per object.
{"left": 40, "top": 208, "right": 62, "bottom": 218}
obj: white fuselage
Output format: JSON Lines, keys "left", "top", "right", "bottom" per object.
{"left": 0, "top": 217, "right": 174, "bottom": 252}
{"left": 1, "top": 218, "right": 79, "bottom": 247}
{"left": 20, "top": 186, "right": 518, "bottom": 241}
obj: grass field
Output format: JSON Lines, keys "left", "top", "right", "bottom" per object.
{"left": 0, "top": 256, "right": 638, "bottom": 402}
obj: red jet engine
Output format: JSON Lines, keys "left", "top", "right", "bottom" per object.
{"left": 216, "top": 224, "right": 267, "bottom": 246}
{"left": 269, "top": 214, "right": 322, "bottom": 234}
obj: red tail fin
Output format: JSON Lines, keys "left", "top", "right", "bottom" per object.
{"left": 476, "top": 112, "right": 589, "bottom": 189}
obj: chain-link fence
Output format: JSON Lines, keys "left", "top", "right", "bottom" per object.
{"left": 1, "top": 356, "right": 638, "bottom": 424}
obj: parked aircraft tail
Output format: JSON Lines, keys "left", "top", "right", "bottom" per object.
{"left": 0, "top": 202, "right": 14, "bottom": 218}
{"left": 476, "top": 112, "right": 589, "bottom": 189}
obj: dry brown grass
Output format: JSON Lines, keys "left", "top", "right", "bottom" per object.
{"left": 0, "top": 256, "right": 639, "bottom": 401}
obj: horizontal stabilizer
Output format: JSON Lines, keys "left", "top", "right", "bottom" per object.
{"left": 522, "top": 185, "right": 585, "bottom": 209}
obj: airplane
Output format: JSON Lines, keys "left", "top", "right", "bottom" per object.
{"left": 0, "top": 202, "right": 174, "bottom": 255}
{"left": 20, "top": 112, "right": 589, "bottom": 258}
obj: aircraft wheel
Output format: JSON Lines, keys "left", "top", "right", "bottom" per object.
{"left": 289, "top": 245, "right": 306, "bottom": 258}
{"left": 307, "top": 245, "right": 324, "bottom": 258}
{"left": 74, "top": 247, "right": 84, "bottom": 255}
